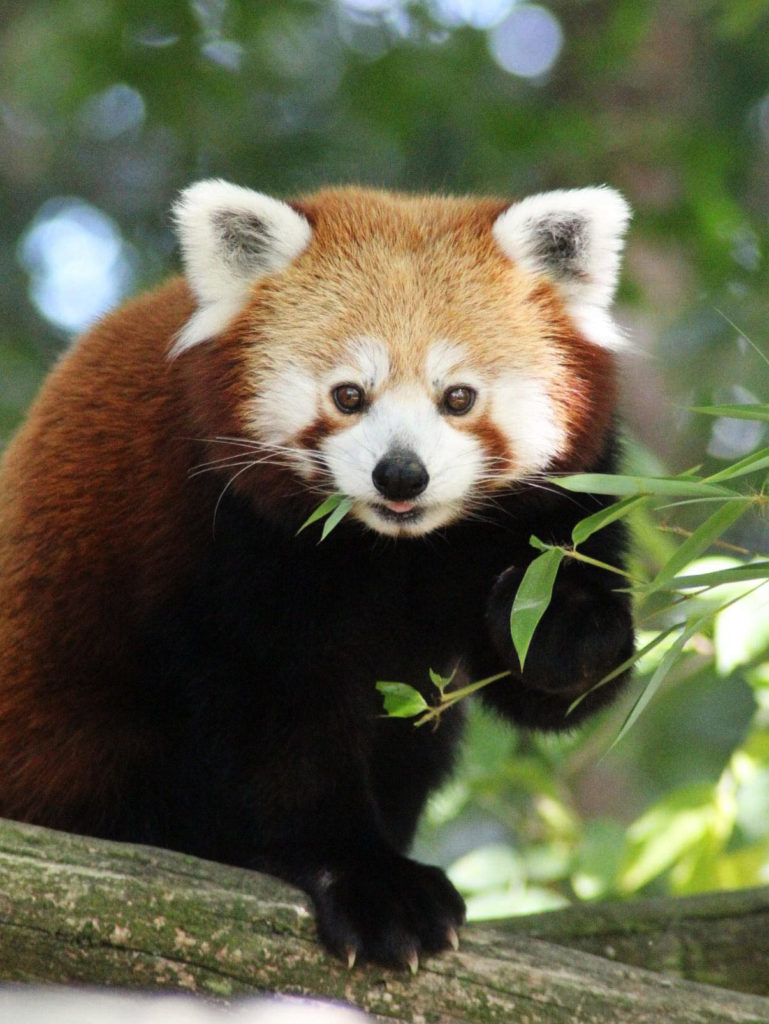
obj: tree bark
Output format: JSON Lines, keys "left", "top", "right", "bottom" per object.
{"left": 1, "top": 817, "right": 768, "bottom": 1024}
{"left": 500, "top": 886, "right": 769, "bottom": 998}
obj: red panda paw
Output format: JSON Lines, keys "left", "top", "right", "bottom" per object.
{"left": 306, "top": 852, "right": 465, "bottom": 971}
{"left": 484, "top": 564, "right": 635, "bottom": 726}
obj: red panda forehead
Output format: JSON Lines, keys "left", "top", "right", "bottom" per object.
{"left": 290, "top": 187, "right": 510, "bottom": 250}
{"left": 287, "top": 190, "right": 513, "bottom": 319}
{"left": 247, "top": 188, "right": 565, "bottom": 378}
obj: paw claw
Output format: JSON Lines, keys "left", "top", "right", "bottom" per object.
{"left": 311, "top": 854, "right": 464, "bottom": 970}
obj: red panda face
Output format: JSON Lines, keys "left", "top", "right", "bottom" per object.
{"left": 173, "top": 182, "right": 630, "bottom": 536}
{"left": 244, "top": 333, "right": 568, "bottom": 536}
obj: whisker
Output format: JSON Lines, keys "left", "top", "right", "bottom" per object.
{"left": 509, "top": 472, "right": 596, "bottom": 509}
{"left": 194, "top": 450, "right": 299, "bottom": 469}
{"left": 190, "top": 459, "right": 272, "bottom": 480}
{"left": 190, "top": 452, "right": 276, "bottom": 473}
{"left": 188, "top": 437, "right": 329, "bottom": 481}
{"left": 188, "top": 435, "right": 263, "bottom": 451}
{"left": 191, "top": 435, "right": 327, "bottom": 462}
{"left": 211, "top": 463, "right": 260, "bottom": 536}
{"left": 189, "top": 451, "right": 307, "bottom": 478}
{"left": 461, "top": 509, "right": 501, "bottom": 528}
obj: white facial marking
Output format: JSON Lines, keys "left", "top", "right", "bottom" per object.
{"left": 425, "top": 340, "right": 477, "bottom": 389}
{"left": 251, "top": 365, "right": 318, "bottom": 443}
{"left": 322, "top": 336, "right": 391, "bottom": 394}
{"left": 491, "top": 373, "right": 566, "bottom": 476}
{"left": 246, "top": 363, "right": 319, "bottom": 480}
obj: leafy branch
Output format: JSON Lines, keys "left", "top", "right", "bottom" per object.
{"left": 375, "top": 403, "right": 769, "bottom": 737}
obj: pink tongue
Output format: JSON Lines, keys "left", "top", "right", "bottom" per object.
{"left": 386, "top": 500, "right": 415, "bottom": 514}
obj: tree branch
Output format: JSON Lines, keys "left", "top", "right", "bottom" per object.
{"left": 500, "top": 886, "right": 769, "bottom": 997}
{"left": 1, "top": 818, "right": 768, "bottom": 1024}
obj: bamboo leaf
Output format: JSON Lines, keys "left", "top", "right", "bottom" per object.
{"left": 554, "top": 473, "right": 740, "bottom": 499}
{"left": 673, "top": 562, "right": 769, "bottom": 589}
{"left": 690, "top": 403, "right": 769, "bottom": 423}
{"left": 609, "top": 624, "right": 697, "bottom": 751}
{"left": 429, "top": 667, "right": 456, "bottom": 694}
{"left": 610, "top": 584, "right": 761, "bottom": 748}
{"left": 529, "top": 535, "right": 554, "bottom": 552}
{"left": 702, "top": 445, "right": 769, "bottom": 484}
{"left": 319, "top": 496, "right": 354, "bottom": 540}
{"left": 297, "top": 494, "right": 348, "bottom": 534}
{"left": 572, "top": 495, "right": 648, "bottom": 547}
{"left": 375, "top": 682, "right": 429, "bottom": 718}
{"left": 643, "top": 501, "right": 748, "bottom": 594}
{"left": 297, "top": 494, "right": 354, "bottom": 540}
{"left": 510, "top": 547, "right": 565, "bottom": 668}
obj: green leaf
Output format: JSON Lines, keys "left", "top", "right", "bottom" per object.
{"left": 529, "top": 535, "right": 554, "bottom": 552}
{"left": 643, "top": 500, "right": 748, "bottom": 595}
{"left": 376, "top": 681, "right": 429, "bottom": 718}
{"left": 429, "top": 667, "right": 456, "bottom": 694}
{"left": 554, "top": 473, "right": 739, "bottom": 498}
{"left": 319, "top": 495, "right": 354, "bottom": 540}
{"left": 296, "top": 493, "right": 353, "bottom": 540}
{"left": 509, "top": 547, "right": 565, "bottom": 669}
{"left": 690, "top": 403, "right": 769, "bottom": 423}
{"left": 610, "top": 623, "right": 697, "bottom": 751}
{"left": 702, "top": 445, "right": 769, "bottom": 484}
{"left": 571, "top": 495, "right": 647, "bottom": 547}
{"left": 609, "top": 583, "right": 756, "bottom": 748}
{"left": 297, "top": 493, "right": 345, "bottom": 533}
{"left": 673, "top": 562, "right": 769, "bottom": 589}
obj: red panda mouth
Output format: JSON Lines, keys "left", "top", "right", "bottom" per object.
{"left": 373, "top": 500, "right": 425, "bottom": 524}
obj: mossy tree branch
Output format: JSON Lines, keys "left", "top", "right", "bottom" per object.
{"left": 1, "top": 818, "right": 768, "bottom": 1024}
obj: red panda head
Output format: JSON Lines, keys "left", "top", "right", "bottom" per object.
{"left": 173, "top": 181, "right": 630, "bottom": 536}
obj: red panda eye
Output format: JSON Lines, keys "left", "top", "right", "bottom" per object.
{"left": 332, "top": 384, "right": 364, "bottom": 413}
{"left": 442, "top": 386, "right": 476, "bottom": 415}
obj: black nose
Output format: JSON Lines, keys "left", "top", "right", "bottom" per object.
{"left": 372, "top": 449, "right": 429, "bottom": 501}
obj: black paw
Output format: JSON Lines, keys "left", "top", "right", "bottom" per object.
{"left": 307, "top": 853, "right": 465, "bottom": 970}
{"left": 485, "top": 565, "right": 634, "bottom": 722}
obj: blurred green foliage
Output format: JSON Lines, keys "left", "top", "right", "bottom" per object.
{"left": 2, "top": 0, "right": 769, "bottom": 918}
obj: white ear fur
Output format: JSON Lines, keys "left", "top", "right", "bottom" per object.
{"left": 492, "top": 187, "right": 631, "bottom": 350}
{"left": 171, "top": 179, "right": 311, "bottom": 355}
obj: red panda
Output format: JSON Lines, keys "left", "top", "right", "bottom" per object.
{"left": 0, "top": 181, "right": 633, "bottom": 969}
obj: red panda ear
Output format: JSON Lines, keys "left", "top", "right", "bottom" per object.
{"left": 170, "top": 179, "right": 311, "bottom": 355}
{"left": 492, "top": 187, "right": 631, "bottom": 350}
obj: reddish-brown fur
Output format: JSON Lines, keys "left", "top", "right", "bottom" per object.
{"left": 0, "top": 279, "right": 206, "bottom": 823}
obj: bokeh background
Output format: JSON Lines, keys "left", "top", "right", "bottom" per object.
{"left": 2, "top": 0, "right": 769, "bottom": 917}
